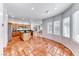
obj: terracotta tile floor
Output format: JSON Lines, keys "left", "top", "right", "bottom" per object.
{"left": 3, "top": 36, "right": 74, "bottom": 56}
{"left": 41, "top": 34, "right": 79, "bottom": 56}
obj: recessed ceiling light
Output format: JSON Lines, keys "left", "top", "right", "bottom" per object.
{"left": 44, "top": 9, "right": 50, "bottom": 14}
{"left": 45, "top": 10, "right": 49, "bottom": 13}
{"left": 32, "top": 7, "right": 34, "bottom": 10}
{"left": 54, "top": 8, "right": 57, "bottom": 9}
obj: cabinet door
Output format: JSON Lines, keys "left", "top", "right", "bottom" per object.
{"left": 63, "top": 17, "right": 70, "bottom": 38}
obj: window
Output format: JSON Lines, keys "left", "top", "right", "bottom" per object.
{"left": 63, "top": 17, "right": 70, "bottom": 38}
{"left": 72, "top": 9, "right": 79, "bottom": 43}
{"left": 54, "top": 20, "right": 60, "bottom": 35}
{"left": 47, "top": 22, "right": 52, "bottom": 34}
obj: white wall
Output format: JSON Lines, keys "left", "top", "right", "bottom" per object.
{"left": 72, "top": 9, "right": 79, "bottom": 43}
{"left": 3, "top": 8, "right": 8, "bottom": 48}
{"left": 0, "top": 3, "right": 4, "bottom": 56}
{"left": 0, "top": 3, "right": 8, "bottom": 56}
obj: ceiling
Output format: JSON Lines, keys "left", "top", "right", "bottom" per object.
{"left": 4, "top": 3, "right": 72, "bottom": 20}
